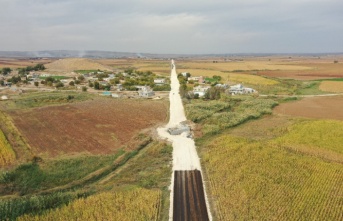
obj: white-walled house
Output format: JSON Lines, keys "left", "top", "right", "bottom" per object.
{"left": 154, "top": 78, "right": 166, "bottom": 84}
{"left": 229, "top": 84, "right": 257, "bottom": 95}
{"left": 193, "top": 85, "right": 211, "bottom": 97}
{"left": 138, "top": 86, "right": 155, "bottom": 97}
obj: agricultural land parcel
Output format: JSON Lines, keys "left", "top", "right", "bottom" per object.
{"left": 0, "top": 89, "right": 172, "bottom": 220}
{"left": 0, "top": 93, "right": 168, "bottom": 159}
{"left": 196, "top": 112, "right": 343, "bottom": 220}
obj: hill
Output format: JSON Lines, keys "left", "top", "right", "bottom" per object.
{"left": 45, "top": 58, "right": 113, "bottom": 72}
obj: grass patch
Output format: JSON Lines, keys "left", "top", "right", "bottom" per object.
{"left": 39, "top": 76, "right": 69, "bottom": 80}
{"left": 1, "top": 91, "right": 94, "bottom": 110}
{"left": 74, "top": 70, "right": 98, "bottom": 74}
{"left": 0, "top": 152, "right": 123, "bottom": 195}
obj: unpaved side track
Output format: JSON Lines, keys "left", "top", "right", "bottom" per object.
{"left": 173, "top": 170, "right": 209, "bottom": 221}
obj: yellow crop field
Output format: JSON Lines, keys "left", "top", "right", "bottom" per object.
{"left": 275, "top": 120, "right": 343, "bottom": 155}
{"left": 18, "top": 188, "right": 162, "bottom": 221}
{"left": 202, "top": 135, "right": 343, "bottom": 221}
{"left": 178, "top": 68, "right": 278, "bottom": 85}
{"left": 228, "top": 73, "right": 279, "bottom": 85}
{"left": 319, "top": 81, "right": 343, "bottom": 93}
{"left": 137, "top": 66, "right": 171, "bottom": 75}
{"left": 178, "top": 61, "right": 312, "bottom": 72}
{"left": 0, "top": 129, "right": 16, "bottom": 166}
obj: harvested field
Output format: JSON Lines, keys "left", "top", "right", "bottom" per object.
{"left": 8, "top": 98, "right": 168, "bottom": 157}
{"left": 173, "top": 170, "right": 209, "bottom": 221}
{"left": 178, "top": 69, "right": 278, "bottom": 85}
{"left": 97, "top": 58, "right": 171, "bottom": 75}
{"left": 0, "top": 58, "right": 55, "bottom": 69}
{"left": 259, "top": 62, "right": 343, "bottom": 80}
{"left": 274, "top": 96, "right": 343, "bottom": 120}
{"left": 319, "top": 81, "right": 343, "bottom": 93}
{"left": 177, "top": 60, "right": 311, "bottom": 72}
{"left": 45, "top": 58, "right": 112, "bottom": 72}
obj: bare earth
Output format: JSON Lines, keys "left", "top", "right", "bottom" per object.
{"left": 9, "top": 98, "right": 168, "bottom": 157}
{"left": 274, "top": 96, "right": 343, "bottom": 120}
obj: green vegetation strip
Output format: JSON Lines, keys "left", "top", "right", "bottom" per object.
{"left": 185, "top": 97, "right": 277, "bottom": 135}
{"left": 2, "top": 91, "right": 93, "bottom": 110}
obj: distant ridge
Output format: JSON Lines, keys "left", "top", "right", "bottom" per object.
{"left": 0, "top": 50, "right": 342, "bottom": 59}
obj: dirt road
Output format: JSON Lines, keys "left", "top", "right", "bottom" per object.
{"left": 157, "top": 60, "right": 212, "bottom": 221}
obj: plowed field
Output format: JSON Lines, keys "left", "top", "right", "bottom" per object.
{"left": 274, "top": 96, "right": 343, "bottom": 120}
{"left": 9, "top": 98, "right": 168, "bottom": 157}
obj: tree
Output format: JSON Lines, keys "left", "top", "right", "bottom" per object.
{"left": 34, "top": 81, "right": 39, "bottom": 87}
{"left": 1, "top": 67, "right": 12, "bottom": 75}
{"left": 33, "top": 63, "right": 45, "bottom": 71}
{"left": 82, "top": 86, "right": 87, "bottom": 92}
{"left": 0, "top": 80, "right": 4, "bottom": 86}
{"left": 55, "top": 82, "right": 64, "bottom": 88}
{"left": 69, "top": 81, "right": 75, "bottom": 86}
{"left": 78, "top": 75, "right": 85, "bottom": 81}
{"left": 94, "top": 81, "right": 100, "bottom": 90}
{"left": 204, "top": 86, "right": 223, "bottom": 100}
{"left": 88, "top": 81, "right": 94, "bottom": 87}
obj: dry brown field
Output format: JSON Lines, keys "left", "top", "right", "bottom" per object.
{"left": 97, "top": 58, "right": 171, "bottom": 75}
{"left": 45, "top": 58, "right": 113, "bottom": 72}
{"left": 8, "top": 98, "right": 168, "bottom": 157}
{"left": 0, "top": 58, "right": 56, "bottom": 69}
{"left": 259, "top": 58, "right": 343, "bottom": 80}
{"left": 319, "top": 81, "right": 343, "bottom": 93}
{"left": 274, "top": 95, "right": 343, "bottom": 120}
{"left": 176, "top": 56, "right": 343, "bottom": 80}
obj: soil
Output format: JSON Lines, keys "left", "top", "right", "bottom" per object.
{"left": 274, "top": 96, "right": 343, "bottom": 120}
{"left": 9, "top": 98, "right": 168, "bottom": 157}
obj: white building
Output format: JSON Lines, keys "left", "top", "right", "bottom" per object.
{"left": 154, "top": 78, "right": 166, "bottom": 84}
{"left": 138, "top": 86, "right": 155, "bottom": 97}
{"left": 193, "top": 85, "right": 211, "bottom": 97}
{"left": 1, "top": 95, "right": 8, "bottom": 100}
{"left": 229, "top": 84, "right": 256, "bottom": 95}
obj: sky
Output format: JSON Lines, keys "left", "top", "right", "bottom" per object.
{"left": 1, "top": 0, "right": 342, "bottom": 54}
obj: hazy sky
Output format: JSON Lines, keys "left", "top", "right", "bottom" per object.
{"left": 1, "top": 0, "right": 342, "bottom": 54}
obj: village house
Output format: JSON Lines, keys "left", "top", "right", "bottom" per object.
{"left": 193, "top": 85, "right": 211, "bottom": 97}
{"left": 154, "top": 78, "right": 166, "bottom": 85}
{"left": 181, "top": 72, "right": 189, "bottom": 77}
{"left": 138, "top": 86, "right": 155, "bottom": 97}
{"left": 228, "top": 84, "right": 257, "bottom": 95}
{"left": 188, "top": 76, "right": 204, "bottom": 84}
{"left": 215, "top": 84, "right": 229, "bottom": 89}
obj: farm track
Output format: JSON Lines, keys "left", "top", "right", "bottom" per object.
{"left": 173, "top": 170, "right": 209, "bottom": 221}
